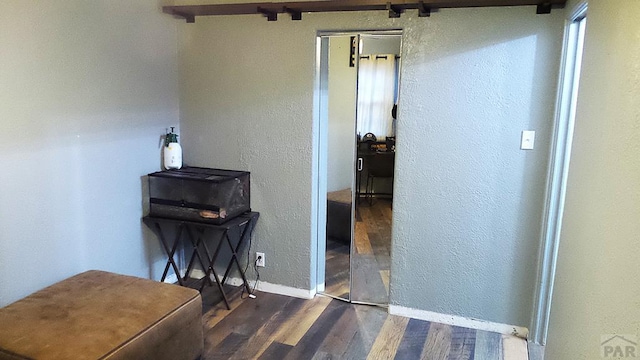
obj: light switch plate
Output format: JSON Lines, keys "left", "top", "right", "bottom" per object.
{"left": 521, "top": 130, "right": 535, "bottom": 150}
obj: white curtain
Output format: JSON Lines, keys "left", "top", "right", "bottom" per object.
{"left": 356, "top": 55, "right": 396, "bottom": 138}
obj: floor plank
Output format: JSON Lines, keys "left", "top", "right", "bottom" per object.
{"left": 207, "top": 332, "right": 248, "bottom": 360}
{"left": 228, "top": 297, "right": 306, "bottom": 359}
{"left": 394, "top": 318, "right": 431, "bottom": 360}
{"left": 272, "top": 295, "right": 333, "bottom": 346}
{"left": 198, "top": 288, "right": 528, "bottom": 360}
{"left": 201, "top": 285, "right": 245, "bottom": 329}
{"left": 324, "top": 239, "right": 350, "bottom": 299}
{"left": 380, "top": 270, "right": 390, "bottom": 293}
{"left": 257, "top": 342, "right": 293, "bottom": 360}
{"left": 355, "top": 221, "right": 374, "bottom": 255}
{"left": 448, "top": 326, "right": 477, "bottom": 360}
{"left": 341, "top": 304, "right": 389, "bottom": 359}
{"left": 202, "top": 292, "right": 292, "bottom": 357}
{"left": 316, "top": 305, "right": 361, "bottom": 357}
{"left": 351, "top": 253, "right": 388, "bottom": 304}
{"left": 421, "top": 321, "right": 453, "bottom": 360}
{"left": 283, "top": 300, "right": 349, "bottom": 360}
{"left": 367, "top": 315, "right": 410, "bottom": 359}
{"left": 475, "top": 330, "right": 503, "bottom": 360}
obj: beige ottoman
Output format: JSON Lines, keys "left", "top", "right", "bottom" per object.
{"left": 0, "top": 270, "right": 202, "bottom": 360}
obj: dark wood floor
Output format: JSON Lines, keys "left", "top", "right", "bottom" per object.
{"left": 352, "top": 198, "right": 391, "bottom": 304}
{"left": 198, "top": 286, "right": 528, "bottom": 360}
{"left": 324, "top": 237, "right": 350, "bottom": 298}
{"left": 325, "top": 198, "right": 392, "bottom": 304}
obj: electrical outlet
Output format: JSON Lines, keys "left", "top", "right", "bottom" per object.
{"left": 256, "top": 252, "right": 265, "bottom": 267}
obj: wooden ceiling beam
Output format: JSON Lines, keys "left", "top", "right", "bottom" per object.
{"left": 163, "top": 0, "right": 566, "bottom": 22}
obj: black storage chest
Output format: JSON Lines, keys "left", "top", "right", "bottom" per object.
{"left": 148, "top": 167, "right": 250, "bottom": 224}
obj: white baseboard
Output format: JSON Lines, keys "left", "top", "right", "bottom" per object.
{"left": 388, "top": 305, "right": 529, "bottom": 339}
{"left": 163, "top": 268, "right": 205, "bottom": 284}
{"left": 163, "top": 273, "right": 179, "bottom": 284}
{"left": 251, "top": 280, "right": 316, "bottom": 299}
{"left": 189, "top": 269, "right": 207, "bottom": 280}
{"left": 188, "top": 269, "right": 315, "bottom": 300}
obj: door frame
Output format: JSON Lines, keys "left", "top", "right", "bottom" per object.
{"left": 313, "top": 29, "right": 402, "bottom": 301}
{"left": 530, "top": 1, "right": 588, "bottom": 345}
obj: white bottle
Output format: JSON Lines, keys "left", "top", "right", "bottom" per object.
{"left": 163, "top": 127, "right": 183, "bottom": 170}
{"left": 164, "top": 142, "right": 182, "bottom": 170}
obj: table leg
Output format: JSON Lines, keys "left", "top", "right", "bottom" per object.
{"left": 221, "top": 216, "right": 256, "bottom": 294}
{"left": 184, "top": 226, "right": 214, "bottom": 286}
{"left": 156, "top": 222, "right": 185, "bottom": 286}
{"left": 200, "top": 229, "right": 231, "bottom": 309}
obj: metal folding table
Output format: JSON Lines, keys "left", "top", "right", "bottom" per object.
{"left": 144, "top": 211, "right": 259, "bottom": 309}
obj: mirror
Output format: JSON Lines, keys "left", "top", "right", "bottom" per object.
{"left": 323, "top": 35, "right": 357, "bottom": 300}
{"left": 321, "top": 32, "right": 401, "bottom": 305}
{"left": 351, "top": 34, "right": 400, "bottom": 305}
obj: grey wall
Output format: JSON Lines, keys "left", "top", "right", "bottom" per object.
{"left": 179, "top": 14, "right": 317, "bottom": 290}
{"left": 178, "top": 6, "right": 563, "bottom": 327}
{"left": 547, "top": 0, "right": 640, "bottom": 357}
{"left": 0, "top": 1, "right": 179, "bottom": 307}
{"left": 361, "top": 35, "right": 402, "bottom": 56}
{"left": 391, "top": 10, "right": 562, "bottom": 327}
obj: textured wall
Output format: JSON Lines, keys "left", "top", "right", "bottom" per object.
{"left": 179, "top": 13, "right": 316, "bottom": 289}
{"left": 0, "top": 1, "right": 179, "bottom": 306}
{"left": 178, "top": 6, "right": 562, "bottom": 326}
{"left": 391, "top": 10, "right": 562, "bottom": 327}
{"left": 546, "top": 0, "right": 640, "bottom": 357}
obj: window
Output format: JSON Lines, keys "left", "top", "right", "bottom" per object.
{"left": 356, "top": 55, "right": 398, "bottom": 138}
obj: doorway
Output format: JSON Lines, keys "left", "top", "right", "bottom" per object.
{"left": 316, "top": 31, "right": 402, "bottom": 306}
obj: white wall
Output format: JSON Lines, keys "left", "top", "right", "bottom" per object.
{"left": 178, "top": 6, "right": 563, "bottom": 327}
{"left": 546, "top": 0, "right": 640, "bottom": 357}
{"left": 0, "top": 1, "right": 179, "bottom": 306}
{"left": 327, "top": 36, "right": 357, "bottom": 193}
